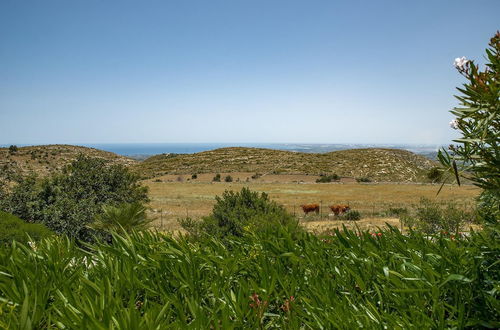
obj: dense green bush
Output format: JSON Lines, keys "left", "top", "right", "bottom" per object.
{"left": 212, "top": 173, "right": 221, "bottom": 182}
{"left": 316, "top": 174, "right": 340, "bottom": 183}
{"left": 0, "top": 155, "right": 149, "bottom": 241}
{"left": 224, "top": 175, "right": 233, "bottom": 182}
{"left": 191, "top": 173, "right": 198, "bottom": 179}
{"left": 180, "top": 187, "right": 299, "bottom": 238}
{"left": 0, "top": 211, "right": 53, "bottom": 245}
{"left": 0, "top": 224, "right": 498, "bottom": 328}
{"left": 356, "top": 177, "right": 372, "bottom": 183}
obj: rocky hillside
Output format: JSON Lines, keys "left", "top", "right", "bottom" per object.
{"left": 0, "top": 145, "right": 135, "bottom": 182}
{"left": 136, "top": 147, "right": 437, "bottom": 182}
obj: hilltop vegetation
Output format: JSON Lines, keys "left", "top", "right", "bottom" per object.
{"left": 137, "top": 147, "right": 436, "bottom": 182}
{"left": 1, "top": 145, "right": 439, "bottom": 184}
{"left": 0, "top": 145, "right": 135, "bottom": 183}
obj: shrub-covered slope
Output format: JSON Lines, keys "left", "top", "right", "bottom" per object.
{"left": 137, "top": 147, "right": 436, "bottom": 182}
{"left": 0, "top": 145, "right": 135, "bottom": 182}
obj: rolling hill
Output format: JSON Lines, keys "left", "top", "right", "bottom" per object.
{"left": 136, "top": 147, "right": 437, "bottom": 182}
{"left": 0, "top": 145, "right": 135, "bottom": 183}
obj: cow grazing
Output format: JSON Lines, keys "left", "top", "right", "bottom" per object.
{"left": 301, "top": 203, "right": 320, "bottom": 215}
{"left": 330, "top": 204, "right": 350, "bottom": 216}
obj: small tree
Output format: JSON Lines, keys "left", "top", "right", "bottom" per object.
{"left": 212, "top": 173, "right": 221, "bottom": 182}
{"left": 427, "top": 167, "right": 443, "bottom": 183}
{"left": 8, "top": 145, "right": 18, "bottom": 154}
{"left": 0, "top": 155, "right": 149, "bottom": 240}
{"left": 224, "top": 175, "right": 233, "bottom": 182}
{"left": 439, "top": 31, "right": 499, "bottom": 223}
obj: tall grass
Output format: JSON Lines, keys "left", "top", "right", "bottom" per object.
{"left": 0, "top": 225, "right": 498, "bottom": 328}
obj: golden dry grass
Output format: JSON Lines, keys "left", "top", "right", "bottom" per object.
{"left": 144, "top": 177, "right": 480, "bottom": 232}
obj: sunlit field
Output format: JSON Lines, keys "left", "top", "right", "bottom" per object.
{"left": 143, "top": 177, "right": 480, "bottom": 232}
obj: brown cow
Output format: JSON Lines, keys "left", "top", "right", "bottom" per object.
{"left": 301, "top": 203, "right": 320, "bottom": 215}
{"left": 330, "top": 204, "right": 350, "bottom": 216}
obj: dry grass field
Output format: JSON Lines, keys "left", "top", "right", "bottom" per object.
{"left": 143, "top": 176, "right": 481, "bottom": 233}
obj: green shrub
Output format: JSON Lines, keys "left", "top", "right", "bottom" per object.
{"left": 356, "top": 177, "right": 371, "bottom": 183}
{"left": 316, "top": 174, "right": 340, "bottom": 183}
{"left": 90, "top": 203, "right": 152, "bottom": 233}
{"left": 181, "top": 187, "right": 299, "bottom": 238}
{"left": 339, "top": 210, "right": 361, "bottom": 220}
{"left": 191, "top": 173, "right": 198, "bottom": 179}
{"left": 8, "top": 145, "right": 18, "bottom": 153}
{"left": 427, "top": 167, "right": 443, "bottom": 183}
{"left": 251, "top": 173, "right": 261, "bottom": 179}
{"left": 402, "top": 198, "right": 474, "bottom": 234}
{"left": 0, "top": 155, "right": 149, "bottom": 241}
{"left": 212, "top": 173, "right": 221, "bottom": 182}
{"left": 224, "top": 175, "right": 233, "bottom": 182}
{"left": 384, "top": 207, "right": 409, "bottom": 217}
{"left": 0, "top": 211, "right": 53, "bottom": 245}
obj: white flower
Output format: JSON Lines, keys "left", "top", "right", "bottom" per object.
{"left": 454, "top": 56, "right": 468, "bottom": 70}
{"left": 449, "top": 119, "right": 459, "bottom": 129}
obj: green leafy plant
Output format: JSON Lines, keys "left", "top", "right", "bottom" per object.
{"left": 0, "top": 211, "right": 53, "bottom": 245}
{"left": 90, "top": 203, "right": 152, "bottom": 233}
{"left": 0, "top": 223, "right": 498, "bottom": 328}
{"left": 224, "top": 175, "right": 233, "bottom": 182}
{"left": 212, "top": 173, "right": 221, "bottom": 182}
{"left": 438, "top": 31, "right": 500, "bottom": 223}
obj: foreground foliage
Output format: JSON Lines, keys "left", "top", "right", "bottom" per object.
{"left": 0, "top": 211, "right": 53, "bottom": 245}
{"left": 439, "top": 31, "right": 500, "bottom": 223}
{"left": 0, "top": 224, "right": 498, "bottom": 328}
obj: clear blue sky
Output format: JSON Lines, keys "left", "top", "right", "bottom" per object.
{"left": 1, "top": 0, "right": 498, "bottom": 145}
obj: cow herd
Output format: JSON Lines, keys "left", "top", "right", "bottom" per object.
{"left": 300, "top": 203, "right": 351, "bottom": 216}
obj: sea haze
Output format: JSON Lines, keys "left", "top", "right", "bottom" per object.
{"left": 79, "top": 143, "right": 441, "bottom": 160}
